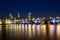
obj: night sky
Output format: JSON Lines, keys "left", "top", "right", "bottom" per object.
{"left": 0, "top": 0, "right": 60, "bottom": 18}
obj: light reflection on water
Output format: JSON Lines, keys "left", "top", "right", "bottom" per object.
{"left": 0, "top": 24, "right": 60, "bottom": 40}
{"left": 0, "top": 25, "right": 2, "bottom": 40}
{"left": 57, "top": 24, "right": 60, "bottom": 40}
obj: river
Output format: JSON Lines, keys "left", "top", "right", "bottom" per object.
{"left": 0, "top": 24, "right": 60, "bottom": 40}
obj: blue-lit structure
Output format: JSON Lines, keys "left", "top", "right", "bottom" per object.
{"left": 50, "top": 19, "right": 55, "bottom": 23}
{"left": 0, "top": 13, "right": 60, "bottom": 24}
{"left": 55, "top": 19, "right": 60, "bottom": 23}
{"left": 33, "top": 20, "right": 42, "bottom": 24}
{"left": 50, "top": 19, "right": 60, "bottom": 24}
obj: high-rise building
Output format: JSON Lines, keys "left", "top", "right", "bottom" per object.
{"left": 9, "top": 13, "right": 13, "bottom": 19}
{"left": 17, "top": 12, "right": 20, "bottom": 19}
{"left": 28, "top": 12, "right": 32, "bottom": 23}
{"left": 28, "top": 12, "right": 32, "bottom": 19}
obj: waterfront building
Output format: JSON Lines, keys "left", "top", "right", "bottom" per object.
{"left": 28, "top": 12, "right": 32, "bottom": 20}
{"left": 9, "top": 13, "right": 13, "bottom": 19}
{"left": 17, "top": 12, "right": 20, "bottom": 19}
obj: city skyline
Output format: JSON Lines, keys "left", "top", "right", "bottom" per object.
{"left": 0, "top": 12, "right": 60, "bottom": 19}
{"left": 0, "top": 0, "right": 60, "bottom": 18}
{"left": 0, "top": 0, "right": 60, "bottom": 40}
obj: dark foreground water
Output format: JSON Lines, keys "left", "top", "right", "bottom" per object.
{"left": 0, "top": 24, "right": 60, "bottom": 40}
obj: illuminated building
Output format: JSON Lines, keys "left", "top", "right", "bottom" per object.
{"left": 0, "top": 12, "right": 60, "bottom": 24}
{"left": 17, "top": 12, "right": 20, "bottom": 19}
{"left": 9, "top": 13, "right": 13, "bottom": 19}
{"left": 28, "top": 12, "right": 32, "bottom": 20}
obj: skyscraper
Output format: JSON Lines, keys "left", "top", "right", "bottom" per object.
{"left": 9, "top": 13, "right": 13, "bottom": 19}
{"left": 17, "top": 12, "right": 20, "bottom": 19}
{"left": 28, "top": 12, "right": 32, "bottom": 20}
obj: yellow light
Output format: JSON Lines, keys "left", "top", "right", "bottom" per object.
{"left": 0, "top": 20, "right": 2, "bottom": 24}
{"left": 57, "top": 24, "right": 60, "bottom": 39}
{"left": 32, "top": 24, "right": 35, "bottom": 36}
{"left": 19, "top": 19, "right": 21, "bottom": 21}
{"left": 49, "top": 25, "right": 54, "bottom": 37}
{"left": 21, "top": 24, "right": 24, "bottom": 35}
{"left": 5, "top": 19, "right": 11, "bottom": 24}
{"left": 41, "top": 25, "right": 46, "bottom": 35}
{"left": 50, "top": 17, "right": 52, "bottom": 19}
{"left": 25, "top": 18, "right": 27, "bottom": 20}
{"left": 36, "top": 25, "right": 40, "bottom": 35}
{"left": 16, "top": 19, "right": 21, "bottom": 22}
{"left": 37, "top": 17, "right": 40, "bottom": 20}
{"left": 0, "top": 25, "right": 2, "bottom": 31}
{"left": 32, "top": 18, "right": 35, "bottom": 20}
{"left": 28, "top": 24, "right": 32, "bottom": 38}
{"left": 29, "top": 18, "right": 31, "bottom": 20}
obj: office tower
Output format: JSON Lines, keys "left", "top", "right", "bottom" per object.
{"left": 28, "top": 12, "right": 32, "bottom": 20}
{"left": 17, "top": 12, "right": 20, "bottom": 19}
{"left": 9, "top": 13, "right": 13, "bottom": 19}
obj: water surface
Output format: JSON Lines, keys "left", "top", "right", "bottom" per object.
{"left": 0, "top": 24, "right": 60, "bottom": 40}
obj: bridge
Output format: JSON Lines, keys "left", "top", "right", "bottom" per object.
{"left": 0, "top": 18, "right": 60, "bottom": 25}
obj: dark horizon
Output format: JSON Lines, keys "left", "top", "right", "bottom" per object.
{"left": 0, "top": 0, "right": 60, "bottom": 18}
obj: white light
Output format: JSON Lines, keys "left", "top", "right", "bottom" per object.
{"left": 53, "top": 19, "right": 55, "bottom": 23}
